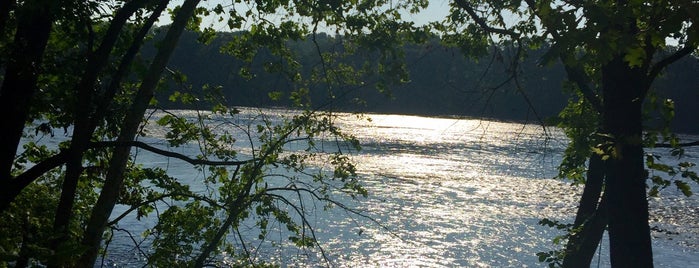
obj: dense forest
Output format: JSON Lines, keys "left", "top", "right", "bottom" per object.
{"left": 150, "top": 29, "right": 699, "bottom": 134}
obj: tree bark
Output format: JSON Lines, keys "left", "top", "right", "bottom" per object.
{"left": 48, "top": 1, "right": 152, "bottom": 264}
{"left": 602, "top": 56, "right": 653, "bottom": 267}
{"left": 562, "top": 153, "right": 608, "bottom": 267}
{"left": 0, "top": 0, "right": 56, "bottom": 212}
{"left": 78, "top": 0, "right": 200, "bottom": 265}
{"left": 0, "top": 0, "right": 15, "bottom": 35}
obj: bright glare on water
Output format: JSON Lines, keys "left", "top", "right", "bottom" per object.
{"left": 104, "top": 110, "right": 699, "bottom": 267}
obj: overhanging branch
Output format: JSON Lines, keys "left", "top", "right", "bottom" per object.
{"left": 453, "top": 0, "right": 520, "bottom": 38}
{"left": 11, "top": 150, "right": 70, "bottom": 193}
{"left": 654, "top": 140, "right": 699, "bottom": 148}
{"left": 649, "top": 45, "right": 695, "bottom": 80}
{"left": 90, "top": 141, "right": 253, "bottom": 166}
{"left": 520, "top": 0, "right": 603, "bottom": 112}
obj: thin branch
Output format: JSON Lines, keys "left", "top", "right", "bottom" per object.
{"left": 110, "top": 226, "right": 150, "bottom": 263}
{"left": 90, "top": 141, "right": 253, "bottom": 166}
{"left": 265, "top": 193, "right": 332, "bottom": 266}
{"left": 648, "top": 45, "right": 695, "bottom": 81}
{"left": 99, "top": 228, "right": 113, "bottom": 268}
{"left": 522, "top": 0, "right": 603, "bottom": 112}
{"left": 510, "top": 42, "right": 547, "bottom": 129}
{"left": 452, "top": 0, "right": 557, "bottom": 125}
{"left": 265, "top": 187, "right": 411, "bottom": 243}
{"left": 654, "top": 141, "right": 699, "bottom": 148}
{"left": 453, "top": 0, "right": 520, "bottom": 38}
{"left": 235, "top": 226, "right": 255, "bottom": 266}
{"left": 107, "top": 193, "right": 225, "bottom": 226}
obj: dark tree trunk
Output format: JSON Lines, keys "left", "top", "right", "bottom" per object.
{"left": 602, "top": 56, "right": 653, "bottom": 267}
{"left": 49, "top": 1, "right": 153, "bottom": 263}
{"left": 562, "top": 154, "right": 608, "bottom": 267}
{"left": 78, "top": 0, "right": 198, "bottom": 265}
{"left": 0, "top": 0, "right": 15, "bottom": 35}
{"left": 0, "top": 0, "right": 55, "bottom": 212}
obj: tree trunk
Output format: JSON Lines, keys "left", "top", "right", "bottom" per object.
{"left": 0, "top": 0, "right": 15, "bottom": 35}
{"left": 78, "top": 0, "right": 200, "bottom": 265}
{"left": 562, "top": 153, "right": 608, "bottom": 267}
{"left": 0, "top": 0, "right": 55, "bottom": 212}
{"left": 48, "top": 2, "right": 152, "bottom": 264}
{"left": 602, "top": 56, "right": 653, "bottom": 267}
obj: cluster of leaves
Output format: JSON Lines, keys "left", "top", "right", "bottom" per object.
{"left": 535, "top": 218, "right": 579, "bottom": 267}
{"left": 146, "top": 1, "right": 438, "bottom": 265}
{"left": 639, "top": 93, "right": 699, "bottom": 197}
{"left": 646, "top": 157, "right": 699, "bottom": 197}
{"left": 124, "top": 1, "right": 436, "bottom": 263}
{"left": 127, "top": 104, "right": 369, "bottom": 265}
{"left": 554, "top": 90, "right": 600, "bottom": 184}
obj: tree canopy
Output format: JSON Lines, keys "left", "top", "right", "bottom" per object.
{"left": 152, "top": 28, "right": 699, "bottom": 133}
{"left": 0, "top": 0, "right": 429, "bottom": 266}
{"left": 437, "top": 0, "right": 699, "bottom": 266}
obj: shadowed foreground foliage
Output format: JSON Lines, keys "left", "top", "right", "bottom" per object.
{"left": 0, "top": 0, "right": 430, "bottom": 266}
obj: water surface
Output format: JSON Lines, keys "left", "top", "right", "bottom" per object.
{"left": 105, "top": 110, "right": 699, "bottom": 267}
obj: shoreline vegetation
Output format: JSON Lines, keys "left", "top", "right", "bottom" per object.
{"left": 150, "top": 28, "right": 699, "bottom": 134}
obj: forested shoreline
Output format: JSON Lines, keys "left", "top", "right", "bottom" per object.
{"left": 152, "top": 29, "right": 699, "bottom": 134}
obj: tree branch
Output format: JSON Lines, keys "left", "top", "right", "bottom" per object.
{"left": 452, "top": 0, "right": 520, "bottom": 37}
{"left": 265, "top": 186, "right": 410, "bottom": 243}
{"left": 90, "top": 141, "right": 253, "bottom": 166}
{"left": 648, "top": 45, "right": 695, "bottom": 80}
{"left": 654, "top": 141, "right": 699, "bottom": 148}
{"left": 265, "top": 192, "right": 332, "bottom": 266}
{"left": 0, "top": 150, "right": 72, "bottom": 212}
{"left": 563, "top": 65, "right": 603, "bottom": 112}
{"left": 521, "top": 0, "right": 604, "bottom": 112}
{"left": 107, "top": 193, "right": 225, "bottom": 226}
{"left": 12, "top": 150, "right": 69, "bottom": 187}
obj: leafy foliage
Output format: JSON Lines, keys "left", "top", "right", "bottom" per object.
{"left": 0, "top": 0, "right": 432, "bottom": 266}
{"left": 555, "top": 92, "right": 600, "bottom": 184}
{"left": 438, "top": 0, "right": 699, "bottom": 266}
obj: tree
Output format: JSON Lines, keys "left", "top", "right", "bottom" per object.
{"left": 0, "top": 0, "right": 57, "bottom": 207}
{"left": 0, "top": 0, "right": 430, "bottom": 266}
{"left": 439, "top": 0, "right": 698, "bottom": 266}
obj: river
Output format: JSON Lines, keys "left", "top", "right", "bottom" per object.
{"left": 103, "top": 108, "right": 698, "bottom": 267}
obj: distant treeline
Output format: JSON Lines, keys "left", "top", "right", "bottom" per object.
{"left": 146, "top": 29, "right": 699, "bottom": 134}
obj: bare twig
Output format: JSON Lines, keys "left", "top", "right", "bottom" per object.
{"left": 235, "top": 226, "right": 255, "bottom": 266}
{"left": 110, "top": 226, "right": 150, "bottom": 264}
{"left": 265, "top": 193, "right": 333, "bottom": 266}
{"left": 265, "top": 187, "right": 411, "bottom": 244}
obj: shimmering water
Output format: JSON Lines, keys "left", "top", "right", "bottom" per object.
{"left": 104, "top": 109, "right": 699, "bottom": 267}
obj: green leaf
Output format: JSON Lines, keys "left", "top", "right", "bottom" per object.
{"left": 624, "top": 46, "right": 646, "bottom": 67}
{"left": 674, "top": 181, "right": 693, "bottom": 197}
{"left": 268, "top": 91, "right": 283, "bottom": 101}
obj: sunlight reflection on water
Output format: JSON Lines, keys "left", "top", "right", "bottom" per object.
{"left": 103, "top": 110, "right": 699, "bottom": 267}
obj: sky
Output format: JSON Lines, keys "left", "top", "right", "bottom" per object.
{"left": 157, "top": 0, "right": 453, "bottom": 32}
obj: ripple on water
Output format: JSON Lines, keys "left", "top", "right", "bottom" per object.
{"left": 104, "top": 111, "right": 699, "bottom": 267}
